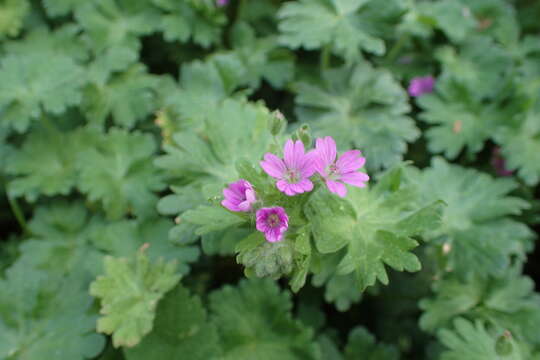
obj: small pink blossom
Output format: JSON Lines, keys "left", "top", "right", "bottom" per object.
{"left": 260, "top": 139, "right": 316, "bottom": 196}
{"left": 221, "top": 179, "right": 257, "bottom": 212}
{"left": 216, "top": 0, "right": 229, "bottom": 6}
{"left": 256, "top": 207, "right": 289, "bottom": 242}
{"left": 314, "top": 136, "right": 369, "bottom": 197}
{"left": 491, "top": 147, "right": 513, "bottom": 177}
{"left": 408, "top": 76, "right": 435, "bottom": 97}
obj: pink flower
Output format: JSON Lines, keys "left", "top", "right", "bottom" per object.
{"left": 408, "top": 76, "right": 435, "bottom": 97}
{"left": 221, "top": 179, "right": 257, "bottom": 212}
{"left": 491, "top": 147, "right": 513, "bottom": 177}
{"left": 314, "top": 136, "right": 369, "bottom": 197}
{"left": 216, "top": 0, "right": 229, "bottom": 6}
{"left": 256, "top": 207, "right": 289, "bottom": 242}
{"left": 260, "top": 139, "right": 316, "bottom": 196}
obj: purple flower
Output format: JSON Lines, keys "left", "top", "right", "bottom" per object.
{"left": 491, "top": 147, "right": 513, "bottom": 177}
{"left": 221, "top": 179, "right": 257, "bottom": 212}
{"left": 260, "top": 139, "right": 316, "bottom": 196}
{"left": 256, "top": 207, "right": 289, "bottom": 242}
{"left": 216, "top": 0, "right": 228, "bottom": 6}
{"left": 408, "top": 76, "right": 435, "bottom": 97}
{"left": 314, "top": 136, "right": 369, "bottom": 197}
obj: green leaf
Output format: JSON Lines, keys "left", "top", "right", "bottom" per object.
{"left": 438, "top": 318, "right": 534, "bottom": 360}
{"left": 4, "top": 25, "right": 88, "bottom": 62}
{"left": 0, "top": 54, "right": 85, "bottom": 133}
{"left": 77, "top": 127, "right": 165, "bottom": 219}
{"left": 124, "top": 285, "right": 221, "bottom": 360}
{"left": 75, "top": 0, "right": 160, "bottom": 60}
{"left": 157, "top": 99, "right": 273, "bottom": 184}
{"left": 159, "top": 60, "right": 241, "bottom": 130}
{"left": 344, "top": 327, "right": 399, "bottom": 360}
{"left": 16, "top": 201, "right": 104, "bottom": 278}
{"left": 408, "top": 157, "right": 532, "bottom": 276}
{"left": 5, "top": 126, "right": 79, "bottom": 201}
{"left": 305, "top": 165, "right": 439, "bottom": 293}
{"left": 417, "top": 0, "right": 476, "bottom": 43}
{"left": 209, "top": 279, "right": 321, "bottom": 360}
{"left": 43, "top": 0, "right": 85, "bottom": 16}
{"left": 0, "top": 0, "right": 29, "bottom": 39}
{"left": 294, "top": 63, "right": 418, "bottom": 171}
{"left": 304, "top": 190, "right": 356, "bottom": 254}
{"left": 152, "top": 0, "right": 226, "bottom": 47}
{"left": 183, "top": 205, "right": 246, "bottom": 235}
{"left": 83, "top": 64, "right": 160, "bottom": 128}
{"left": 420, "top": 268, "right": 540, "bottom": 346}
{"left": 496, "top": 107, "right": 540, "bottom": 186}
{"left": 0, "top": 262, "right": 105, "bottom": 360}
{"left": 89, "top": 218, "right": 200, "bottom": 275}
{"left": 417, "top": 37, "right": 513, "bottom": 159}
{"left": 229, "top": 22, "right": 295, "bottom": 89}
{"left": 90, "top": 251, "right": 182, "bottom": 348}
{"left": 278, "top": 0, "right": 404, "bottom": 61}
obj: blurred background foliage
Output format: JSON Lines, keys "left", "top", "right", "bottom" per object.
{"left": 0, "top": 0, "right": 539, "bottom": 359}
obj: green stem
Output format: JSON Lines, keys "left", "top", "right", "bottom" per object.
{"left": 385, "top": 34, "right": 409, "bottom": 64}
{"left": 320, "top": 45, "right": 330, "bottom": 71}
{"left": 7, "top": 193, "right": 30, "bottom": 235}
{"left": 237, "top": 0, "right": 247, "bottom": 20}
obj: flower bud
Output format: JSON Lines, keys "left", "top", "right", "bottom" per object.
{"left": 495, "top": 331, "right": 513, "bottom": 356}
{"left": 269, "top": 110, "right": 286, "bottom": 136}
{"left": 294, "top": 124, "right": 312, "bottom": 148}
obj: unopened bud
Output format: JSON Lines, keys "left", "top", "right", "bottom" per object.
{"left": 269, "top": 110, "right": 287, "bottom": 136}
{"left": 495, "top": 330, "right": 513, "bottom": 356}
{"left": 295, "top": 124, "right": 312, "bottom": 148}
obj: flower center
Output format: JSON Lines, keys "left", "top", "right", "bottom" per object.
{"left": 285, "top": 169, "right": 300, "bottom": 184}
{"left": 325, "top": 163, "right": 340, "bottom": 180}
{"left": 266, "top": 213, "right": 280, "bottom": 228}
{"left": 328, "top": 164, "right": 338, "bottom": 173}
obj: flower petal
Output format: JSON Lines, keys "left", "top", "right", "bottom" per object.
{"left": 222, "top": 199, "right": 240, "bottom": 212}
{"left": 326, "top": 180, "right": 347, "bottom": 197}
{"left": 260, "top": 153, "right": 286, "bottom": 178}
{"left": 336, "top": 150, "right": 365, "bottom": 173}
{"left": 296, "top": 178, "right": 313, "bottom": 193}
{"left": 283, "top": 139, "right": 296, "bottom": 169}
{"left": 276, "top": 179, "right": 296, "bottom": 196}
{"left": 293, "top": 140, "right": 305, "bottom": 168}
{"left": 315, "top": 136, "right": 337, "bottom": 168}
{"left": 340, "top": 171, "right": 369, "bottom": 187}
{"left": 223, "top": 188, "right": 242, "bottom": 201}
{"left": 298, "top": 150, "right": 317, "bottom": 178}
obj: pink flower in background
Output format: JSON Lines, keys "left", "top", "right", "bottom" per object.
{"left": 260, "top": 139, "right": 316, "bottom": 196}
{"left": 256, "top": 207, "right": 289, "bottom": 242}
{"left": 314, "top": 136, "right": 369, "bottom": 197}
{"left": 222, "top": 179, "right": 257, "bottom": 212}
{"left": 408, "top": 76, "right": 435, "bottom": 97}
{"left": 216, "top": 0, "right": 229, "bottom": 6}
{"left": 491, "top": 147, "right": 513, "bottom": 176}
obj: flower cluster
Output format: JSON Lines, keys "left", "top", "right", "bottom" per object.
{"left": 222, "top": 136, "right": 369, "bottom": 243}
